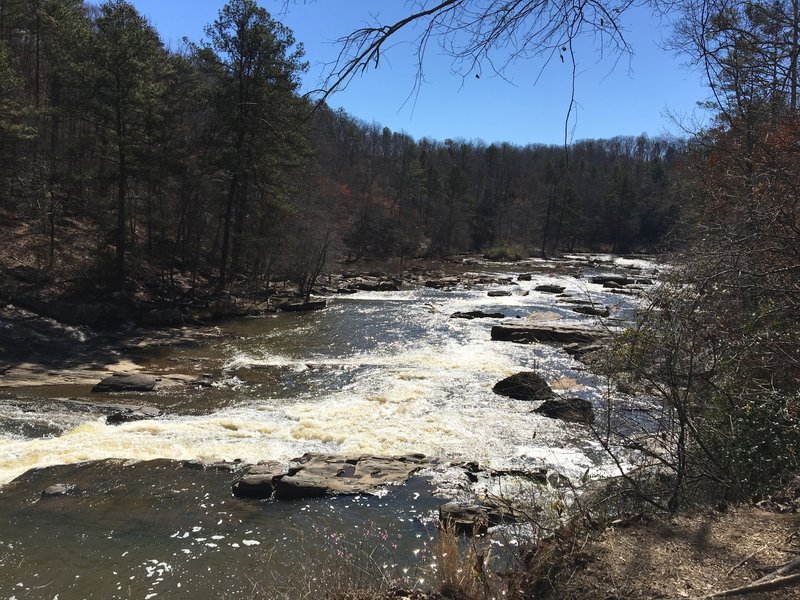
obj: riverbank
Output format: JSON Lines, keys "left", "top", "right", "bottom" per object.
{"left": 554, "top": 500, "right": 800, "bottom": 599}
{"left": 0, "top": 252, "right": 638, "bottom": 390}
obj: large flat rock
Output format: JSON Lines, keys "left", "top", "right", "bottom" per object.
{"left": 491, "top": 322, "right": 604, "bottom": 345}
{"left": 232, "top": 453, "right": 429, "bottom": 500}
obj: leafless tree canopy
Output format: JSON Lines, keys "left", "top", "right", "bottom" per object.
{"left": 314, "top": 0, "right": 640, "bottom": 103}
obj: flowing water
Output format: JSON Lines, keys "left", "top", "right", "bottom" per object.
{"left": 0, "top": 255, "right": 660, "bottom": 599}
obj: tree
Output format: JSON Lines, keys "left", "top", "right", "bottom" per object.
{"left": 78, "top": 0, "right": 164, "bottom": 283}
{"left": 198, "top": 0, "right": 308, "bottom": 289}
{"left": 0, "top": 39, "right": 34, "bottom": 175}
{"left": 673, "top": 0, "right": 800, "bottom": 123}
{"left": 603, "top": 0, "right": 800, "bottom": 503}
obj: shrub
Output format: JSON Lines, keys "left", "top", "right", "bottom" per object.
{"left": 482, "top": 244, "right": 524, "bottom": 262}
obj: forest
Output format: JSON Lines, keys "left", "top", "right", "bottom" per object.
{"left": 0, "top": 0, "right": 685, "bottom": 302}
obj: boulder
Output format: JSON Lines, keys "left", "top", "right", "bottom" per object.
{"left": 535, "top": 284, "right": 566, "bottom": 294}
{"left": 533, "top": 397, "right": 594, "bottom": 424}
{"left": 491, "top": 323, "right": 603, "bottom": 345}
{"left": 377, "top": 281, "right": 400, "bottom": 292}
{"left": 438, "top": 500, "right": 518, "bottom": 535}
{"left": 517, "top": 273, "right": 532, "bottom": 281}
{"left": 563, "top": 342, "right": 604, "bottom": 357}
{"left": 91, "top": 373, "right": 157, "bottom": 393}
{"left": 188, "top": 375, "right": 215, "bottom": 388}
{"left": 487, "top": 290, "right": 512, "bottom": 297}
{"left": 493, "top": 372, "right": 554, "bottom": 401}
{"left": 450, "top": 311, "right": 506, "bottom": 320}
{"left": 347, "top": 278, "right": 400, "bottom": 292}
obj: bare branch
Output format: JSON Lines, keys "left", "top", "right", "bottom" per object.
{"left": 308, "top": 0, "right": 640, "bottom": 107}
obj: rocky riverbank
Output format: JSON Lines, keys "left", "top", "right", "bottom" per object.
{"left": 0, "top": 253, "right": 650, "bottom": 390}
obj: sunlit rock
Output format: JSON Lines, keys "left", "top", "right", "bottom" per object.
{"left": 232, "top": 454, "right": 429, "bottom": 500}
{"left": 232, "top": 462, "right": 287, "bottom": 499}
{"left": 491, "top": 323, "right": 602, "bottom": 344}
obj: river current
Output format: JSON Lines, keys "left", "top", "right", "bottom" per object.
{"left": 0, "top": 254, "right": 659, "bottom": 599}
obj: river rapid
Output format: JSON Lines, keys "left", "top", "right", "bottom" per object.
{"left": 0, "top": 254, "right": 660, "bottom": 599}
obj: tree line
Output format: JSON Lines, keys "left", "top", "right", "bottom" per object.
{"left": 0, "top": 0, "right": 684, "bottom": 300}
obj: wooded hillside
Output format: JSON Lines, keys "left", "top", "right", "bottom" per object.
{"left": 0, "top": 0, "right": 684, "bottom": 302}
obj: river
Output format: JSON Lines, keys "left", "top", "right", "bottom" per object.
{"left": 0, "top": 254, "right": 660, "bottom": 599}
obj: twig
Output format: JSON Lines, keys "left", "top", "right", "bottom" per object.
{"left": 697, "top": 556, "right": 800, "bottom": 599}
{"left": 726, "top": 544, "right": 767, "bottom": 576}
{"left": 694, "top": 572, "right": 800, "bottom": 598}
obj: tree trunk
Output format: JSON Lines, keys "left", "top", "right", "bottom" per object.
{"left": 218, "top": 173, "right": 238, "bottom": 289}
{"left": 115, "top": 108, "right": 127, "bottom": 285}
{"left": 540, "top": 185, "right": 555, "bottom": 259}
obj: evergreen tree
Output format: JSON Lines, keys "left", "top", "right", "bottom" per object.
{"left": 197, "top": 0, "right": 308, "bottom": 288}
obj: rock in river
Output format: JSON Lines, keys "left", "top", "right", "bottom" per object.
{"left": 533, "top": 397, "right": 594, "bottom": 424}
{"left": 41, "top": 483, "right": 80, "bottom": 498}
{"left": 590, "top": 275, "right": 634, "bottom": 287}
{"left": 232, "top": 462, "right": 287, "bottom": 499}
{"left": 438, "top": 501, "right": 492, "bottom": 534}
{"left": 534, "top": 284, "right": 566, "bottom": 294}
{"left": 232, "top": 454, "right": 429, "bottom": 500}
{"left": 438, "top": 500, "right": 518, "bottom": 535}
{"left": 571, "top": 305, "right": 610, "bottom": 317}
{"left": 91, "top": 373, "right": 157, "bottom": 393}
{"left": 105, "top": 405, "right": 162, "bottom": 424}
{"left": 493, "top": 372, "right": 555, "bottom": 401}
{"left": 491, "top": 322, "right": 603, "bottom": 345}
{"left": 450, "top": 310, "right": 506, "bottom": 320}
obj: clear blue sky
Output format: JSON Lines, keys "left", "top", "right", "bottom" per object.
{"left": 122, "top": 0, "right": 710, "bottom": 146}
